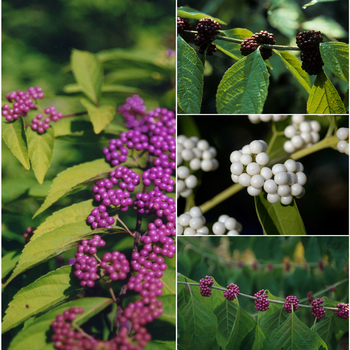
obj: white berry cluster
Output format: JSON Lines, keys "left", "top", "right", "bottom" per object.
{"left": 230, "top": 140, "right": 307, "bottom": 205}
{"left": 177, "top": 206, "right": 208, "bottom": 235}
{"left": 283, "top": 116, "right": 321, "bottom": 153}
{"left": 248, "top": 114, "right": 288, "bottom": 124}
{"left": 212, "top": 214, "right": 242, "bottom": 235}
{"left": 177, "top": 135, "right": 219, "bottom": 198}
{"left": 336, "top": 127, "right": 349, "bottom": 155}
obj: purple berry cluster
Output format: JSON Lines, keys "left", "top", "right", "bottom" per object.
{"left": 2, "top": 87, "right": 44, "bottom": 122}
{"left": 254, "top": 289, "right": 269, "bottom": 311}
{"left": 224, "top": 283, "right": 240, "bottom": 301}
{"left": 335, "top": 303, "right": 349, "bottom": 319}
{"left": 23, "top": 226, "right": 36, "bottom": 243}
{"left": 194, "top": 18, "right": 221, "bottom": 55}
{"left": 177, "top": 17, "right": 192, "bottom": 42}
{"left": 240, "top": 31, "right": 276, "bottom": 60}
{"left": 100, "top": 251, "right": 130, "bottom": 281}
{"left": 284, "top": 295, "right": 299, "bottom": 313}
{"left": 31, "top": 106, "right": 63, "bottom": 134}
{"left": 199, "top": 276, "right": 214, "bottom": 297}
{"left": 310, "top": 298, "right": 326, "bottom": 319}
{"left": 117, "top": 95, "right": 147, "bottom": 128}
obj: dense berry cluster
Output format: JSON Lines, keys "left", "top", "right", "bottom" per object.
{"left": 254, "top": 290, "right": 269, "bottom": 311}
{"left": 224, "top": 283, "right": 240, "bottom": 301}
{"left": 177, "top": 206, "right": 208, "bottom": 235}
{"left": 335, "top": 303, "right": 349, "bottom": 319}
{"left": 177, "top": 17, "right": 192, "bottom": 42}
{"left": 296, "top": 30, "right": 324, "bottom": 75}
{"left": 248, "top": 114, "right": 288, "bottom": 124}
{"left": 199, "top": 276, "right": 214, "bottom": 297}
{"left": 194, "top": 18, "right": 221, "bottom": 55}
{"left": 336, "top": 127, "right": 349, "bottom": 155}
{"left": 311, "top": 298, "right": 326, "bottom": 319}
{"left": 23, "top": 226, "right": 36, "bottom": 243}
{"left": 283, "top": 116, "right": 321, "bottom": 153}
{"left": 240, "top": 31, "right": 276, "bottom": 60}
{"left": 230, "top": 140, "right": 307, "bottom": 204}
{"left": 177, "top": 135, "right": 218, "bottom": 198}
{"left": 284, "top": 295, "right": 299, "bottom": 313}
{"left": 212, "top": 214, "right": 243, "bottom": 235}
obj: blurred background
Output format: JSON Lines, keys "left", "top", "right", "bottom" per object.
{"left": 177, "top": 0, "right": 349, "bottom": 113}
{"left": 178, "top": 115, "right": 349, "bottom": 235}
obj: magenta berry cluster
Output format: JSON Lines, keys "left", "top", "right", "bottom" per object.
{"left": 240, "top": 31, "right": 276, "bottom": 60}
{"left": 284, "top": 295, "right": 299, "bottom": 313}
{"left": 310, "top": 298, "right": 326, "bottom": 319}
{"left": 194, "top": 18, "right": 221, "bottom": 56}
{"left": 224, "top": 283, "right": 240, "bottom": 301}
{"left": 199, "top": 276, "right": 214, "bottom": 297}
{"left": 254, "top": 289, "right": 269, "bottom": 311}
{"left": 23, "top": 226, "right": 36, "bottom": 243}
{"left": 31, "top": 106, "right": 63, "bottom": 134}
{"left": 177, "top": 17, "right": 192, "bottom": 42}
{"left": 100, "top": 251, "right": 130, "bottom": 281}
{"left": 335, "top": 303, "right": 349, "bottom": 319}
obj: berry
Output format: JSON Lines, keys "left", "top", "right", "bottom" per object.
{"left": 284, "top": 295, "right": 299, "bottom": 313}
{"left": 335, "top": 303, "right": 349, "bottom": 319}
{"left": 240, "top": 31, "right": 276, "bottom": 60}
{"left": 177, "top": 17, "right": 192, "bottom": 42}
{"left": 296, "top": 30, "right": 323, "bottom": 51}
{"left": 199, "top": 275, "right": 214, "bottom": 297}
{"left": 310, "top": 298, "right": 326, "bottom": 319}
{"left": 23, "top": 227, "right": 36, "bottom": 243}
{"left": 194, "top": 18, "right": 221, "bottom": 55}
{"left": 254, "top": 289, "right": 269, "bottom": 311}
{"left": 224, "top": 283, "right": 240, "bottom": 300}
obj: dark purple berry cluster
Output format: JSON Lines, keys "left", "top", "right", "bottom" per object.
{"left": 224, "top": 283, "right": 240, "bottom": 300}
{"left": 254, "top": 289, "right": 269, "bottom": 311}
{"left": 284, "top": 295, "right": 299, "bottom": 313}
{"left": 177, "top": 17, "right": 192, "bottom": 42}
{"left": 199, "top": 276, "right": 214, "bottom": 297}
{"left": 296, "top": 30, "right": 324, "bottom": 75}
{"left": 240, "top": 31, "right": 276, "bottom": 60}
{"left": 194, "top": 18, "right": 221, "bottom": 56}
{"left": 310, "top": 298, "right": 326, "bottom": 319}
{"left": 23, "top": 226, "right": 36, "bottom": 243}
{"left": 335, "top": 303, "right": 349, "bottom": 319}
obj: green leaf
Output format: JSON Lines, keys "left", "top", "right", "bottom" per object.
{"left": 177, "top": 36, "right": 204, "bottom": 114}
{"left": 144, "top": 340, "right": 176, "bottom": 350}
{"left": 178, "top": 309, "right": 186, "bottom": 338}
{"left": 240, "top": 322, "right": 268, "bottom": 350}
{"left": 71, "top": 49, "right": 103, "bottom": 105}
{"left": 254, "top": 193, "right": 307, "bottom": 235}
{"left": 260, "top": 309, "right": 288, "bottom": 338}
{"left": 158, "top": 295, "right": 175, "bottom": 325}
{"left": 161, "top": 266, "right": 176, "bottom": 296}
{"left": 266, "top": 312, "right": 328, "bottom": 349}
{"left": 80, "top": 98, "right": 115, "bottom": 134}
{"left": 2, "top": 266, "right": 80, "bottom": 333}
{"left": 2, "top": 118, "right": 30, "bottom": 170}
{"left": 178, "top": 292, "right": 218, "bottom": 350}
{"left": 226, "top": 304, "right": 256, "bottom": 349}
{"left": 216, "top": 50, "right": 269, "bottom": 114}
{"left": 33, "top": 159, "right": 112, "bottom": 218}
{"left": 26, "top": 127, "right": 55, "bottom": 184}
{"left": 307, "top": 71, "right": 347, "bottom": 114}
{"left": 215, "top": 29, "right": 254, "bottom": 60}
{"left": 177, "top": 6, "right": 226, "bottom": 24}
{"left": 302, "top": 16, "right": 347, "bottom": 38}
{"left": 302, "top": 0, "right": 338, "bottom": 9}
{"left": 320, "top": 42, "right": 349, "bottom": 83}
{"left": 274, "top": 50, "right": 311, "bottom": 93}
{"left": 213, "top": 299, "right": 238, "bottom": 349}
{"left": 8, "top": 297, "right": 113, "bottom": 350}
{"left": 64, "top": 83, "right": 143, "bottom": 95}
{"left": 2, "top": 251, "right": 21, "bottom": 279}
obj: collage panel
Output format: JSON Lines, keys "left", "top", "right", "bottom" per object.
{"left": 177, "top": 236, "right": 349, "bottom": 349}
{"left": 177, "top": 115, "right": 349, "bottom": 236}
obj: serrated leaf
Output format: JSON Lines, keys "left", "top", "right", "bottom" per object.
{"left": 178, "top": 293, "right": 218, "bottom": 350}
{"left": 80, "top": 98, "right": 115, "bottom": 134}
{"left": 2, "top": 251, "right": 21, "bottom": 279}
{"left": 178, "top": 309, "right": 186, "bottom": 338}
{"left": 2, "top": 118, "right": 30, "bottom": 169}
{"left": 33, "top": 159, "right": 112, "bottom": 218}
{"left": 216, "top": 50, "right": 269, "bottom": 114}
{"left": 226, "top": 304, "right": 256, "bottom": 349}
{"left": 161, "top": 266, "right": 176, "bottom": 296}
{"left": 254, "top": 193, "right": 307, "bottom": 235}
{"left": 302, "top": 0, "right": 338, "bottom": 9}
{"left": 158, "top": 295, "right": 175, "bottom": 325}
{"left": 260, "top": 309, "right": 288, "bottom": 338}
{"left": 177, "top": 36, "right": 204, "bottom": 114}
{"left": 307, "top": 71, "right": 347, "bottom": 114}
{"left": 8, "top": 297, "right": 113, "bottom": 350}
{"left": 177, "top": 6, "right": 226, "bottom": 24}
{"left": 26, "top": 127, "right": 55, "bottom": 184}
{"left": 4, "top": 222, "right": 121, "bottom": 287}
{"left": 71, "top": 49, "right": 103, "bottom": 105}
{"left": 215, "top": 29, "right": 254, "bottom": 60}
{"left": 266, "top": 312, "right": 328, "bottom": 349}
{"left": 274, "top": 50, "right": 311, "bottom": 93}
{"left": 2, "top": 266, "right": 80, "bottom": 333}
{"left": 320, "top": 42, "right": 349, "bottom": 83}
{"left": 240, "top": 322, "right": 268, "bottom": 350}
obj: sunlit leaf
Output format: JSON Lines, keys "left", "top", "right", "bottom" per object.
{"left": 302, "top": 16, "right": 347, "bottom": 38}
{"left": 302, "top": 0, "right": 338, "bottom": 9}
{"left": 177, "top": 7, "right": 226, "bottom": 24}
